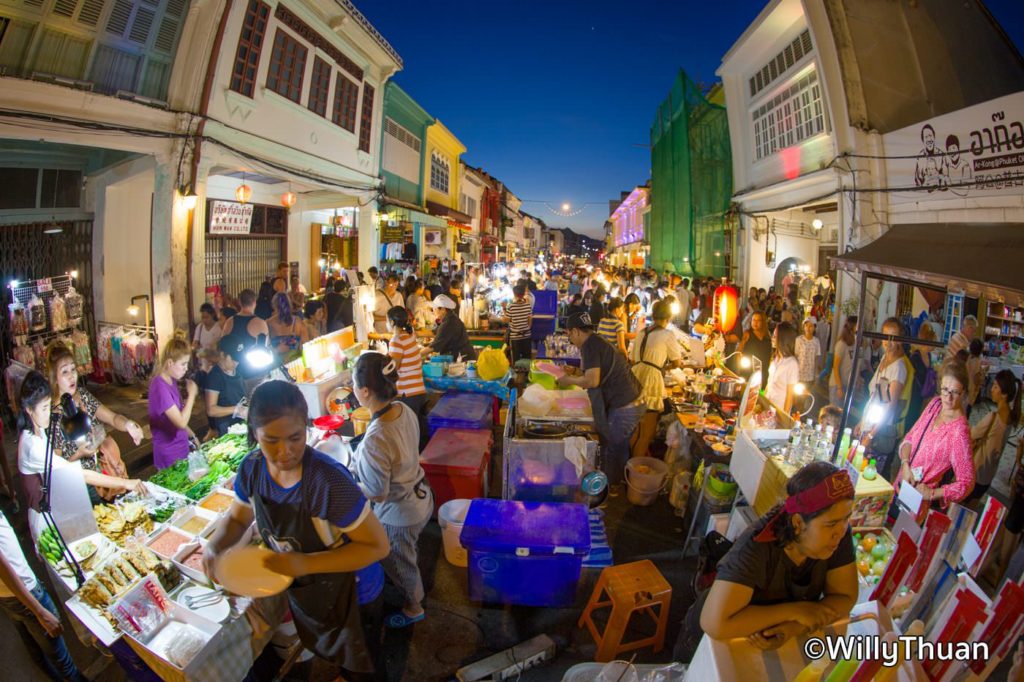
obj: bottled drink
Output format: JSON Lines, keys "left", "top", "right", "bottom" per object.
{"left": 851, "top": 444, "right": 867, "bottom": 471}
{"left": 838, "top": 428, "right": 852, "bottom": 462}
{"left": 788, "top": 422, "right": 803, "bottom": 464}
{"left": 863, "top": 459, "right": 877, "bottom": 480}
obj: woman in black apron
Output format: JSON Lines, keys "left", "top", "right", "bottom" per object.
{"left": 203, "top": 380, "right": 390, "bottom": 679}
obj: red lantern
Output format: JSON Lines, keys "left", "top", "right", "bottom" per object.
{"left": 235, "top": 183, "right": 252, "bottom": 204}
{"left": 280, "top": 191, "right": 297, "bottom": 208}
{"left": 714, "top": 283, "right": 739, "bottom": 333}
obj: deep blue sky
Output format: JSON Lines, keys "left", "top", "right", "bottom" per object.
{"left": 355, "top": 0, "right": 1024, "bottom": 239}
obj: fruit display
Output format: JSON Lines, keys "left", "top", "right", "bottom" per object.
{"left": 854, "top": 530, "right": 894, "bottom": 585}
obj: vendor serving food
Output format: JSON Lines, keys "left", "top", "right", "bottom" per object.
{"left": 203, "top": 380, "right": 389, "bottom": 677}
{"left": 675, "top": 462, "right": 858, "bottom": 660}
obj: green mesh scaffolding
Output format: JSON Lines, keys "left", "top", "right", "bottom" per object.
{"left": 649, "top": 70, "right": 732, "bottom": 277}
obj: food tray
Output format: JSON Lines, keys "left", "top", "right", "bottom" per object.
{"left": 169, "top": 507, "right": 217, "bottom": 538}
{"left": 146, "top": 527, "right": 193, "bottom": 560}
{"left": 172, "top": 538, "right": 212, "bottom": 586}
{"left": 197, "top": 490, "right": 235, "bottom": 515}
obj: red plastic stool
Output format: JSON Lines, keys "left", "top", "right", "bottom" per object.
{"left": 577, "top": 559, "right": 672, "bottom": 662}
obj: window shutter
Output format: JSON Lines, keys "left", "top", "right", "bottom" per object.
{"left": 77, "top": 0, "right": 106, "bottom": 26}
{"left": 139, "top": 56, "right": 170, "bottom": 97}
{"left": 106, "top": 0, "right": 133, "bottom": 35}
{"left": 0, "top": 18, "right": 36, "bottom": 75}
{"left": 33, "top": 28, "right": 89, "bottom": 78}
{"left": 127, "top": 5, "right": 154, "bottom": 43}
{"left": 90, "top": 42, "right": 141, "bottom": 92}
{"left": 53, "top": 0, "right": 78, "bottom": 18}
{"left": 152, "top": 0, "right": 184, "bottom": 52}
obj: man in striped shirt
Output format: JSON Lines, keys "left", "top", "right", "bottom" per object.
{"left": 503, "top": 284, "right": 533, "bottom": 364}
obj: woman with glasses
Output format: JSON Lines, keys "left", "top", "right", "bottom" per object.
{"left": 893, "top": 361, "right": 974, "bottom": 510}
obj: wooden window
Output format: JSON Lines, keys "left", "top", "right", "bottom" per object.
{"left": 307, "top": 56, "right": 331, "bottom": 117}
{"left": 358, "top": 82, "right": 375, "bottom": 152}
{"left": 331, "top": 73, "right": 359, "bottom": 132}
{"left": 266, "top": 28, "right": 307, "bottom": 103}
{"left": 230, "top": 0, "right": 270, "bottom": 97}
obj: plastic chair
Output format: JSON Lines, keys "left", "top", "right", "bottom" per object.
{"left": 577, "top": 559, "right": 672, "bottom": 662}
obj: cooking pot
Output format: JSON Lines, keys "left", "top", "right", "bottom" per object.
{"left": 715, "top": 376, "right": 744, "bottom": 400}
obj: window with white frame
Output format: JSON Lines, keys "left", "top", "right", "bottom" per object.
{"left": 430, "top": 152, "right": 449, "bottom": 194}
{"left": 460, "top": 193, "right": 477, "bottom": 217}
{"left": 751, "top": 67, "right": 827, "bottom": 160}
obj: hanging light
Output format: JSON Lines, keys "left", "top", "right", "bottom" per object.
{"left": 235, "top": 172, "right": 251, "bottom": 204}
{"left": 714, "top": 280, "right": 739, "bottom": 333}
{"left": 179, "top": 185, "right": 198, "bottom": 210}
{"left": 281, "top": 185, "right": 297, "bottom": 208}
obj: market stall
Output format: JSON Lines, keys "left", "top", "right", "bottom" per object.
{"left": 38, "top": 430, "right": 285, "bottom": 681}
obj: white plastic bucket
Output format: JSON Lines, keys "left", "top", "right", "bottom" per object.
{"left": 624, "top": 457, "right": 668, "bottom": 506}
{"left": 438, "top": 499, "right": 472, "bottom": 567}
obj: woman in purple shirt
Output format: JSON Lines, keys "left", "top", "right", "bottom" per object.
{"left": 148, "top": 333, "right": 198, "bottom": 469}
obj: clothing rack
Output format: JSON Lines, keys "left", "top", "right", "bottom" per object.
{"left": 95, "top": 321, "right": 157, "bottom": 385}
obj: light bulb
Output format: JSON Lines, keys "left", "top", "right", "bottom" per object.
{"left": 127, "top": 305, "right": 140, "bottom": 317}
{"left": 812, "top": 218, "right": 823, "bottom": 230}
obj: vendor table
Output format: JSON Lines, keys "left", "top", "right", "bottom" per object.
{"left": 684, "top": 601, "right": 923, "bottom": 681}
{"left": 534, "top": 348, "right": 581, "bottom": 368}
{"left": 731, "top": 430, "right": 894, "bottom": 524}
{"left": 424, "top": 370, "right": 512, "bottom": 402}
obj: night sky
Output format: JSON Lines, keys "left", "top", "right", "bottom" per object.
{"left": 355, "top": 0, "right": 1024, "bottom": 239}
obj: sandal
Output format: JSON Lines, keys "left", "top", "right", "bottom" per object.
{"left": 385, "top": 611, "right": 425, "bottom": 629}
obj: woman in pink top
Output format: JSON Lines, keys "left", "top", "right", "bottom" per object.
{"left": 894, "top": 361, "right": 974, "bottom": 508}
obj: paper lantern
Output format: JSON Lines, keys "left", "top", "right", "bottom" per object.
{"left": 281, "top": 191, "right": 297, "bottom": 208}
{"left": 714, "top": 283, "right": 739, "bottom": 333}
{"left": 235, "top": 183, "right": 252, "bottom": 204}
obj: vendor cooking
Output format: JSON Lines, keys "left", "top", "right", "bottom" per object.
{"left": 425, "top": 294, "right": 476, "bottom": 360}
{"left": 676, "top": 462, "right": 858, "bottom": 661}
{"left": 556, "top": 312, "right": 645, "bottom": 489}
{"left": 203, "top": 381, "right": 390, "bottom": 679}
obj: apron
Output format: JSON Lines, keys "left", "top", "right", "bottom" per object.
{"left": 243, "top": 451, "right": 373, "bottom": 673}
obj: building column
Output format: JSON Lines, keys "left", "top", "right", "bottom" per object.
{"left": 151, "top": 146, "right": 192, "bottom": 344}
{"left": 358, "top": 199, "right": 379, "bottom": 270}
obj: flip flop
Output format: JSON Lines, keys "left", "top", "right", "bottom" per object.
{"left": 385, "top": 611, "right": 426, "bottom": 629}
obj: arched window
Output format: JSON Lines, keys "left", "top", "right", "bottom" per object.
{"left": 430, "top": 152, "right": 450, "bottom": 194}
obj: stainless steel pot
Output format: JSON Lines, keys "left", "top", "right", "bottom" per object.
{"left": 715, "top": 376, "right": 744, "bottom": 399}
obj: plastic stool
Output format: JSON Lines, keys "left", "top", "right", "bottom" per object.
{"left": 577, "top": 559, "right": 672, "bottom": 662}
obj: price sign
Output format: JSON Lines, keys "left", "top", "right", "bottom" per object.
{"left": 37, "top": 278, "right": 52, "bottom": 292}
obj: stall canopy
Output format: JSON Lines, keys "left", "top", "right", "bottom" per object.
{"left": 830, "top": 223, "right": 1024, "bottom": 306}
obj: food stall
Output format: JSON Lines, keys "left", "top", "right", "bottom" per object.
{"left": 38, "top": 430, "right": 289, "bottom": 681}
{"left": 282, "top": 326, "right": 361, "bottom": 418}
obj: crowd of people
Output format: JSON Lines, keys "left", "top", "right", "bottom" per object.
{"left": 3, "top": 257, "right": 1023, "bottom": 679}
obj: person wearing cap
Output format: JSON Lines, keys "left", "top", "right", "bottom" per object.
{"left": 428, "top": 294, "right": 476, "bottom": 360}
{"left": 795, "top": 316, "right": 822, "bottom": 386}
{"left": 204, "top": 337, "right": 248, "bottom": 436}
{"left": 557, "top": 312, "right": 644, "bottom": 489}
{"left": 675, "top": 462, "right": 858, "bottom": 661}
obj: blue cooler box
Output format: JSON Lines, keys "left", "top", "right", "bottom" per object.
{"left": 459, "top": 499, "right": 590, "bottom": 607}
{"left": 427, "top": 391, "right": 493, "bottom": 435}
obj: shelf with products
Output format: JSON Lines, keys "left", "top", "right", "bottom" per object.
{"left": 984, "top": 300, "right": 1024, "bottom": 340}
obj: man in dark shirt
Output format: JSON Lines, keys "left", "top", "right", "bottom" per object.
{"left": 323, "top": 279, "right": 353, "bottom": 332}
{"left": 589, "top": 286, "right": 607, "bottom": 327}
{"left": 205, "top": 337, "right": 248, "bottom": 436}
{"left": 428, "top": 294, "right": 476, "bottom": 360}
{"left": 557, "top": 312, "right": 644, "bottom": 487}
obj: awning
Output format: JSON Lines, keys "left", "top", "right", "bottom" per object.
{"left": 425, "top": 200, "right": 472, "bottom": 224}
{"left": 380, "top": 196, "right": 446, "bottom": 227}
{"left": 830, "top": 223, "right": 1024, "bottom": 305}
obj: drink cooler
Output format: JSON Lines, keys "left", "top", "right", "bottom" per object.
{"left": 459, "top": 499, "right": 590, "bottom": 607}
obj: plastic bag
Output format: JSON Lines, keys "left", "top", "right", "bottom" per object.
{"left": 187, "top": 446, "right": 209, "bottom": 482}
{"left": 476, "top": 346, "right": 509, "bottom": 381}
{"left": 65, "top": 286, "right": 84, "bottom": 322}
{"left": 49, "top": 294, "right": 68, "bottom": 331}
{"left": 517, "top": 383, "right": 556, "bottom": 417}
{"left": 27, "top": 294, "right": 46, "bottom": 332}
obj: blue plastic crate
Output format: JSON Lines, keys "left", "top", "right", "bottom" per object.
{"left": 427, "top": 391, "right": 493, "bottom": 435}
{"left": 459, "top": 499, "right": 590, "bottom": 607}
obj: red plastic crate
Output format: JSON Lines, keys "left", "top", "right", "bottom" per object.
{"left": 420, "top": 428, "right": 492, "bottom": 510}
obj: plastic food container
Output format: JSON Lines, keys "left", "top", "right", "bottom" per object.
{"left": 459, "top": 499, "right": 590, "bottom": 606}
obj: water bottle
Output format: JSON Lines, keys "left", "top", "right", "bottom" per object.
{"left": 788, "top": 422, "right": 803, "bottom": 464}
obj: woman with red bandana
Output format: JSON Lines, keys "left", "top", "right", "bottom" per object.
{"left": 675, "top": 462, "right": 858, "bottom": 660}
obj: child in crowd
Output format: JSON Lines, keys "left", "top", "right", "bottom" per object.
{"left": 817, "top": 405, "right": 843, "bottom": 433}
{"left": 795, "top": 317, "right": 822, "bottom": 385}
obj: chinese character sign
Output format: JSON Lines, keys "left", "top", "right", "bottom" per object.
{"left": 209, "top": 201, "right": 255, "bottom": 235}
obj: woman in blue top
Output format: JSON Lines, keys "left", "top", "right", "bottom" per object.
{"left": 203, "top": 381, "right": 389, "bottom": 678}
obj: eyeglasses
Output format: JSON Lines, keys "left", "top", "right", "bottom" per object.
{"left": 940, "top": 386, "right": 963, "bottom": 397}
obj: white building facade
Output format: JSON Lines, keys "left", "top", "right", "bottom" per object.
{"left": 718, "top": 0, "right": 1024, "bottom": 327}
